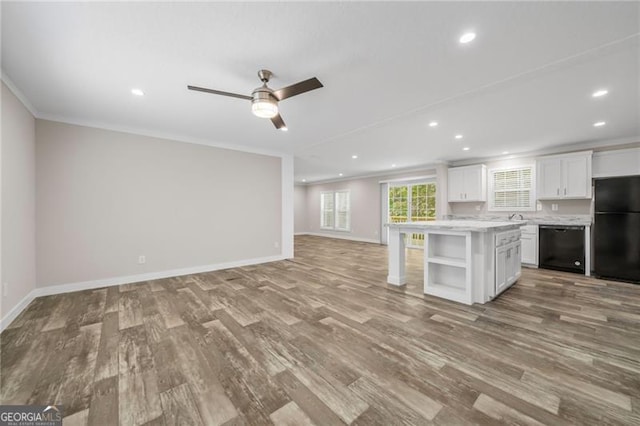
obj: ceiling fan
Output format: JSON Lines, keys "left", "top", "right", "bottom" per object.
{"left": 188, "top": 70, "right": 323, "bottom": 131}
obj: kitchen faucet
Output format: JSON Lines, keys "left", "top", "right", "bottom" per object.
{"left": 508, "top": 213, "right": 524, "bottom": 220}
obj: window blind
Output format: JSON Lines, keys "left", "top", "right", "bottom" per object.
{"left": 335, "top": 190, "right": 350, "bottom": 231}
{"left": 320, "top": 192, "right": 334, "bottom": 228}
{"left": 490, "top": 166, "right": 534, "bottom": 210}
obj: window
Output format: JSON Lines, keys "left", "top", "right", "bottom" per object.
{"left": 389, "top": 183, "right": 436, "bottom": 223}
{"left": 388, "top": 182, "right": 436, "bottom": 247}
{"left": 488, "top": 166, "right": 535, "bottom": 211}
{"left": 321, "top": 190, "right": 350, "bottom": 231}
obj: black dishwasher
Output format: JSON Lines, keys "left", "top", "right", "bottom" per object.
{"left": 539, "top": 225, "right": 585, "bottom": 274}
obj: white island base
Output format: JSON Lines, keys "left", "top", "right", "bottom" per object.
{"left": 387, "top": 221, "right": 523, "bottom": 305}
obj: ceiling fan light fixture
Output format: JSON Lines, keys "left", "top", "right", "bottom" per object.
{"left": 252, "top": 102, "right": 278, "bottom": 118}
{"left": 251, "top": 99, "right": 278, "bottom": 118}
{"left": 251, "top": 87, "right": 279, "bottom": 118}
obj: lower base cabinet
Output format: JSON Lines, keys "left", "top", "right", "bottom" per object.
{"left": 520, "top": 225, "right": 539, "bottom": 266}
{"left": 496, "top": 241, "right": 522, "bottom": 295}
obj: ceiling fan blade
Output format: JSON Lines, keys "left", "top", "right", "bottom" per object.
{"left": 273, "top": 77, "right": 323, "bottom": 101}
{"left": 271, "top": 113, "right": 287, "bottom": 130}
{"left": 187, "top": 85, "right": 252, "bottom": 101}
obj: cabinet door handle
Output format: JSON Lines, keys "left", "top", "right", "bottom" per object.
{"left": 564, "top": 188, "right": 567, "bottom": 195}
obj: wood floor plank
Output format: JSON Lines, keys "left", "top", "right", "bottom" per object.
{"left": 274, "top": 370, "right": 345, "bottom": 426}
{"left": 119, "top": 291, "right": 144, "bottom": 330}
{"left": 118, "top": 370, "right": 162, "bottom": 426}
{"left": 159, "top": 383, "right": 204, "bottom": 426}
{"left": 94, "top": 312, "right": 119, "bottom": 382}
{"left": 169, "top": 324, "right": 238, "bottom": 426}
{"left": 473, "top": 393, "right": 545, "bottom": 426}
{"left": 88, "top": 376, "right": 118, "bottom": 426}
{"left": 55, "top": 322, "right": 103, "bottom": 416}
{"left": 269, "top": 401, "right": 316, "bottom": 426}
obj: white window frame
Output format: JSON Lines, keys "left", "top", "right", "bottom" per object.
{"left": 488, "top": 165, "right": 536, "bottom": 212}
{"left": 320, "top": 190, "right": 351, "bottom": 232}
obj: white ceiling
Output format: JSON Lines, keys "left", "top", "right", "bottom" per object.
{"left": 2, "top": 2, "right": 639, "bottom": 182}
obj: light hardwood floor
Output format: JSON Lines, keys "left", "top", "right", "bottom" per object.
{"left": 2, "top": 234, "right": 640, "bottom": 425}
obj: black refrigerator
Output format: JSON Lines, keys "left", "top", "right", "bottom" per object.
{"left": 594, "top": 176, "right": 640, "bottom": 283}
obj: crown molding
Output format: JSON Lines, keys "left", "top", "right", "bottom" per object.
{"left": 1, "top": 70, "right": 38, "bottom": 116}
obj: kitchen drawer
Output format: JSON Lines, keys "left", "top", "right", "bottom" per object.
{"left": 521, "top": 225, "right": 538, "bottom": 235}
{"left": 495, "top": 229, "right": 521, "bottom": 246}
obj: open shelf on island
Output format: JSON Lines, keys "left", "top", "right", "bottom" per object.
{"left": 427, "top": 233, "right": 467, "bottom": 263}
{"left": 426, "top": 263, "right": 466, "bottom": 291}
{"left": 426, "top": 255, "right": 466, "bottom": 268}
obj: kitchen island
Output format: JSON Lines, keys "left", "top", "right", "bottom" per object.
{"left": 386, "top": 221, "right": 523, "bottom": 305}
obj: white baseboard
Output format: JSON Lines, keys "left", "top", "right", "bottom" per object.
{"left": 0, "top": 289, "right": 38, "bottom": 332}
{"left": 0, "top": 254, "right": 285, "bottom": 332}
{"left": 299, "top": 232, "right": 381, "bottom": 244}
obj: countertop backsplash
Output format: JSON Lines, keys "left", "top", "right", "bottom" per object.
{"left": 447, "top": 197, "right": 593, "bottom": 225}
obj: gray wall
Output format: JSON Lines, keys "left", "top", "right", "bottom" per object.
{"left": 294, "top": 184, "right": 308, "bottom": 234}
{"left": 1, "top": 82, "right": 36, "bottom": 318}
{"left": 36, "top": 120, "right": 283, "bottom": 287}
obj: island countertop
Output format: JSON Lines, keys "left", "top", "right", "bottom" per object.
{"left": 385, "top": 220, "right": 523, "bottom": 233}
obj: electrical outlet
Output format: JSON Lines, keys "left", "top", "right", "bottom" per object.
{"left": 274, "top": 241, "right": 280, "bottom": 249}
{"left": 551, "top": 203, "right": 559, "bottom": 211}
{"left": 475, "top": 205, "right": 481, "bottom": 211}
{"left": 138, "top": 255, "right": 146, "bottom": 264}
{"left": 537, "top": 202, "right": 542, "bottom": 211}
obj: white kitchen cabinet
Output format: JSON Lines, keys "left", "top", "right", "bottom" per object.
{"left": 495, "top": 240, "right": 521, "bottom": 295}
{"left": 520, "top": 224, "right": 538, "bottom": 266}
{"left": 495, "top": 246, "right": 508, "bottom": 294}
{"left": 448, "top": 164, "right": 487, "bottom": 202}
{"left": 593, "top": 147, "right": 640, "bottom": 178}
{"left": 536, "top": 151, "right": 592, "bottom": 200}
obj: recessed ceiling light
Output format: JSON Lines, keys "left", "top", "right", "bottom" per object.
{"left": 593, "top": 121, "right": 606, "bottom": 127}
{"left": 351, "top": 155, "right": 358, "bottom": 159}
{"left": 459, "top": 32, "right": 476, "bottom": 44}
{"left": 339, "top": 173, "right": 343, "bottom": 177}
{"left": 302, "top": 179, "right": 306, "bottom": 182}
{"left": 429, "top": 121, "right": 438, "bottom": 127}
{"left": 455, "top": 134, "right": 463, "bottom": 139}
{"left": 502, "top": 151, "right": 509, "bottom": 155}
{"left": 131, "top": 88, "right": 144, "bottom": 96}
{"left": 391, "top": 164, "right": 397, "bottom": 168}
{"left": 280, "top": 126, "right": 288, "bottom": 132}
{"left": 463, "top": 147, "right": 470, "bottom": 151}
{"left": 592, "top": 89, "right": 608, "bottom": 98}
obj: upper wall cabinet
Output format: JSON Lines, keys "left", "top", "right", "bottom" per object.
{"left": 536, "top": 151, "right": 592, "bottom": 200}
{"left": 448, "top": 164, "right": 487, "bottom": 202}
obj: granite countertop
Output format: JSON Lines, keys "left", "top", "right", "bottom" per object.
{"left": 447, "top": 215, "right": 592, "bottom": 226}
{"left": 385, "top": 220, "right": 522, "bottom": 232}
{"left": 524, "top": 218, "right": 591, "bottom": 226}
